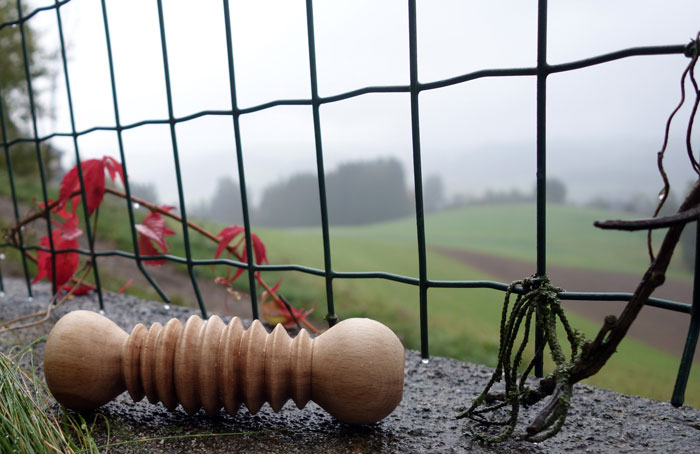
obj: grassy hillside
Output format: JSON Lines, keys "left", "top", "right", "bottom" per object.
{"left": 326, "top": 203, "right": 693, "bottom": 281}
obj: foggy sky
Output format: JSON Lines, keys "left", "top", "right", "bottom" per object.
{"left": 25, "top": 0, "right": 700, "bottom": 206}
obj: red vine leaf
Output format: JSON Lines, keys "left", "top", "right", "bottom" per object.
{"left": 102, "top": 156, "right": 124, "bottom": 185}
{"left": 250, "top": 233, "right": 268, "bottom": 265}
{"left": 236, "top": 233, "right": 268, "bottom": 266}
{"left": 230, "top": 267, "right": 246, "bottom": 283}
{"left": 214, "top": 276, "right": 233, "bottom": 286}
{"left": 260, "top": 289, "right": 315, "bottom": 329}
{"left": 214, "top": 225, "right": 245, "bottom": 284}
{"left": 213, "top": 268, "right": 245, "bottom": 286}
{"left": 215, "top": 225, "right": 245, "bottom": 259}
{"left": 33, "top": 213, "right": 82, "bottom": 287}
{"left": 136, "top": 206, "right": 175, "bottom": 266}
{"left": 214, "top": 226, "right": 268, "bottom": 285}
{"left": 54, "top": 210, "right": 83, "bottom": 241}
{"left": 63, "top": 284, "right": 93, "bottom": 296}
{"left": 57, "top": 156, "right": 124, "bottom": 215}
{"left": 38, "top": 199, "right": 66, "bottom": 218}
{"left": 214, "top": 225, "right": 268, "bottom": 264}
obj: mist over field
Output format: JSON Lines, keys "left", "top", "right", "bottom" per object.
{"left": 16, "top": 0, "right": 693, "bottom": 213}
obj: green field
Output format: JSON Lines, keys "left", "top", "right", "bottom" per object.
{"left": 320, "top": 203, "right": 693, "bottom": 280}
{"left": 252, "top": 208, "right": 699, "bottom": 408}
{"left": 1, "top": 184, "right": 698, "bottom": 407}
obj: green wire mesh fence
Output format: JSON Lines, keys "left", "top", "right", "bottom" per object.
{"left": 0, "top": 0, "right": 697, "bottom": 406}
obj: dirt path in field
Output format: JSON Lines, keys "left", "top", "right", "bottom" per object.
{"left": 434, "top": 247, "right": 699, "bottom": 363}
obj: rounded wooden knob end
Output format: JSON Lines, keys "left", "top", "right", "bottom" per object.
{"left": 44, "top": 310, "right": 128, "bottom": 411}
{"left": 312, "top": 318, "right": 405, "bottom": 424}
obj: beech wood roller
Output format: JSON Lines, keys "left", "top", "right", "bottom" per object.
{"left": 43, "top": 310, "right": 405, "bottom": 424}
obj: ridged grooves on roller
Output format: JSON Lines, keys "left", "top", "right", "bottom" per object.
{"left": 120, "top": 314, "right": 313, "bottom": 416}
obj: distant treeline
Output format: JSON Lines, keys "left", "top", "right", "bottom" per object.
{"left": 447, "top": 178, "right": 567, "bottom": 208}
{"left": 258, "top": 158, "right": 413, "bottom": 227}
{"left": 190, "top": 158, "right": 431, "bottom": 227}
{"left": 189, "top": 159, "right": 574, "bottom": 228}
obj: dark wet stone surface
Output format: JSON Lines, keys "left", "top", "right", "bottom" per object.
{"left": 1, "top": 278, "right": 699, "bottom": 453}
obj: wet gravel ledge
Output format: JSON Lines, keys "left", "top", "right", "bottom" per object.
{"left": 1, "top": 278, "right": 699, "bottom": 453}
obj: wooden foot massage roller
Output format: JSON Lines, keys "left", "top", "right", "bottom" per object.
{"left": 43, "top": 310, "right": 405, "bottom": 424}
